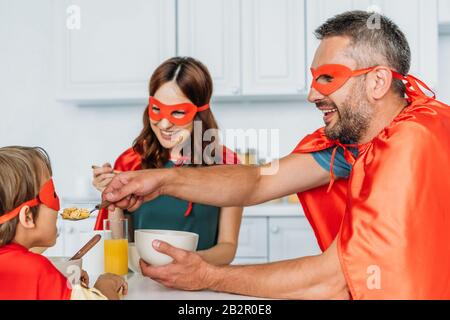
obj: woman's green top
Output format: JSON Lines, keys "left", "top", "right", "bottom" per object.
{"left": 130, "top": 161, "right": 220, "bottom": 250}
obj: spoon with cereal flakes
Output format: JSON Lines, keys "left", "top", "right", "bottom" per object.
{"left": 60, "top": 208, "right": 91, "bottom": 220}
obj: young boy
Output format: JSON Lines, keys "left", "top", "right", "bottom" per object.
{"left": 0, "top": 146, "right": 127, "bottom": 300}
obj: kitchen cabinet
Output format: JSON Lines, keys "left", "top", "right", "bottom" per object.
{"left": 439, "top": 0, "right": 450, "bottom": 24}
{"left": 268, "top": 217, "right": 320, "bottom": 261}
{"left": 306, "top": 0, "right": 439, "bottom": 88}
{"left": 241, "top": 0, "right": 307, "bottom": 95}
{"left": 234, "top": 217, "right": 268, "bottom": 258}
{"left": 177, "top": 0, "right": 241, "bottom": 96}
{"left": 439, "top": 0, "right": 450, "bottom": 31}
{"left": 55, "top": 0, "right": 176, "bottom": 103}
{"left": 44, "top": 217, "right": 98, "bottom": 258}
{"left": 177, "top": 0, "right": 307, "bottom": 97}
{"left": 233, "top": 215, "right": 321, "bottom": 264}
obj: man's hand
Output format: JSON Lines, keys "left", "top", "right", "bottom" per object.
{"left": 102, "top": 170, "right": 163, "bottom": 212}
{"left": 139, "top": 240, "right": 214, "bottom": 291}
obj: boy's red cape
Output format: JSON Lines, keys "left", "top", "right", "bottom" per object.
{"left": 0, "top": 243, "right": 71, "bottom": 300}
{"left": 292, "top": 95, "right": 450, "bottom": 299}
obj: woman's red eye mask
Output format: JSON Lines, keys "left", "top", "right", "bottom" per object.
{"left": 0, "top": 179, "right": 60, "bottom": 224}
{"left": 148, "top": 97, "right": 210, "bottom": 126}
{"left": 310, "top": 64, "right": 435, "bottom": 101}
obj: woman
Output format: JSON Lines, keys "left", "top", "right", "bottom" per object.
{"left": 93, "top": 57, "right": 243, "bottom": 266}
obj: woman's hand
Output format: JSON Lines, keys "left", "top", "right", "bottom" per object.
{"left": 92, "top": 163, "right": 117, "bottom": 192}
{"left": 94, "top": 273, "right": 128, "bottom": 300}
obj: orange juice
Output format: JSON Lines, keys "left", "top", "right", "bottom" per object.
{"left": 104, "top": 239, "right": 128, "bottom": 275}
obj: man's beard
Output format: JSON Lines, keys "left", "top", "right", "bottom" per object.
{"left": 323, "top": 81, "right": 374, "bottom": 145}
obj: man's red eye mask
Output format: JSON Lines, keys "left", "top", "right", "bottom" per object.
{"left": 148, "top": 97, "right": 210, "bottom": 126}
{"left": 310, "top": 64, "right": 374, "bottom": 96}
{"left": 310, "top": 64, "right": 435, "bottom": 101}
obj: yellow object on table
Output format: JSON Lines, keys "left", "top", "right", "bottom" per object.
{"left": 104, "top": 239, "right": 129, "bottom": 276}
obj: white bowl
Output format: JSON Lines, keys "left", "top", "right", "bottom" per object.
{"left": 48, "top": 257, "right": 83, "bottom": 285}
{"left": 128, "top": 243, "right": 141, "bottom": 274}
{"left": 135, "top": 229, "right": 199, "bottom": 267}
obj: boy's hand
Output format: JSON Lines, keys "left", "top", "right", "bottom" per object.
{"left": 80, "top": 270, "right": 89, "bottom": 286}
{"left": 94, "top": 273, "right": 128, "bottom": 300}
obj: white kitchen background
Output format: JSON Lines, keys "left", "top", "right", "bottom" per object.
{"left": 1, "top": 0, "right": 449, "bottom": 263}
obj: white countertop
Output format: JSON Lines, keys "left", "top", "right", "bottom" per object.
{"left": 94, "top": 273, "right": 264, "bottom": 300}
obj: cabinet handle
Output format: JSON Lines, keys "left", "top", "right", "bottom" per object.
{"left": 231, "top": 87, "right": 240, "bottom": 95}
{"left": 270, "top": 226, "right": 279, "bottom": 234}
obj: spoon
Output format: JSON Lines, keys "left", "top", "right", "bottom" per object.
{"left": 68, "top": 234, "right": 102, "bottom": 261}
{"left": 89, "top": 200, "right": 112, "bottom": 214}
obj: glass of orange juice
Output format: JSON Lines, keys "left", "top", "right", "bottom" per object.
{"left": 103, "top": 219, "right": 128, "bottom": 276}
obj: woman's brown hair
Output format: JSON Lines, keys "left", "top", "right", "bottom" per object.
{"left": 0, "top": 146, "right": 52, "bottom": 246}
{"left": 133, "top": 57, "right": 220, "bottom": 169}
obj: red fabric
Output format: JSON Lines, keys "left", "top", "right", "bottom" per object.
{"left": 292, "top": 96, "right": 450, "bottom": 299}
{"left": 94, "top": 146, "right": 239, "bottom": 230}
{"left": 0, "top": 243, "right": 71, "bottom": 300}
{"left": 0, "top": 179, "right": 60, "bottom": 225}
{"left": 148, "top": 96, "right": 210, "bottom": 126}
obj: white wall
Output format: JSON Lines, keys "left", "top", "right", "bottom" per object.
{"left": 1, "top": 0, "right": 449, "bottom": 201}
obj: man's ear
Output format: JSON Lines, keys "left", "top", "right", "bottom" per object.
{"left": 18, "top": 206, "right": 36, "bottom": 229}
{"left": 367, "top": 67, "right": 393, "bottom": 100}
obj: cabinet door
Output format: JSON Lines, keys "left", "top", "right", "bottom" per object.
{"left": 55, "top": 0, "right": 176, "bottom": 103}
{"left": 242, "top": 0, "right": 306, "bottom": 95}
{"left": 306, "top": 0, "right": 438, "bottom": 88}
{"left": 177, "top": 0, "right": 241, "bottom": 96}
{"left": 62, "top": 218, "right": 97, "bottom": 257}
{"left": 439, "top": 0, "right": 450, "bottom": 25}
{"left": 235, "top": 217, "right": 268, "bottom": 258}
{"left": 268, "top": 217, "right": 320, "bottom": 262}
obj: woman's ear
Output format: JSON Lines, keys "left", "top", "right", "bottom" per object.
{"left": 18, "top": 206, "right": 36, "bottom": 229}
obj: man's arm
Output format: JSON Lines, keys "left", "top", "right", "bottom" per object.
{"left": 140, "top": 239, "right": 349, "bottom": 300}
{"left": 103, "top": 153, "right": 330, "bottom": 210}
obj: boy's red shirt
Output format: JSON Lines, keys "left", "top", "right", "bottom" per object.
{"left": 0, "top": 243, "right": 71, "bottom": 300}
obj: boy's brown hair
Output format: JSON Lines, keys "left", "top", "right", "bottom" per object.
{"left": 0, "top": 146, "right": 53, "bottom": 246}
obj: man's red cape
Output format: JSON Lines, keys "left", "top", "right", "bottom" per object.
{"left": 292, "top": 97, "right": 450, "bottom": 299}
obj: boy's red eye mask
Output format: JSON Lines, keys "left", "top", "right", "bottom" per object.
{"left": 310, "top": 64, "right": 435, "bottom": 101}
{"left": 148, "top": 97, "right": 210, "bottom": 126}
{"left": 0, "top": 179, "right": 60, "bottom": 224}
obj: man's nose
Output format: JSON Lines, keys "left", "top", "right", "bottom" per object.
{"left": 307, "top": 86, "right": 326, "bottom": 104}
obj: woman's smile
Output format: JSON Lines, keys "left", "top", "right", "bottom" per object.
{"left": 159, "top": 129, "right": 181, "bottom": 141}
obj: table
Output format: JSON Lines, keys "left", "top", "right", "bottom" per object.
{"left": 121, "top": 273, "right": 263, "bottom": 300}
